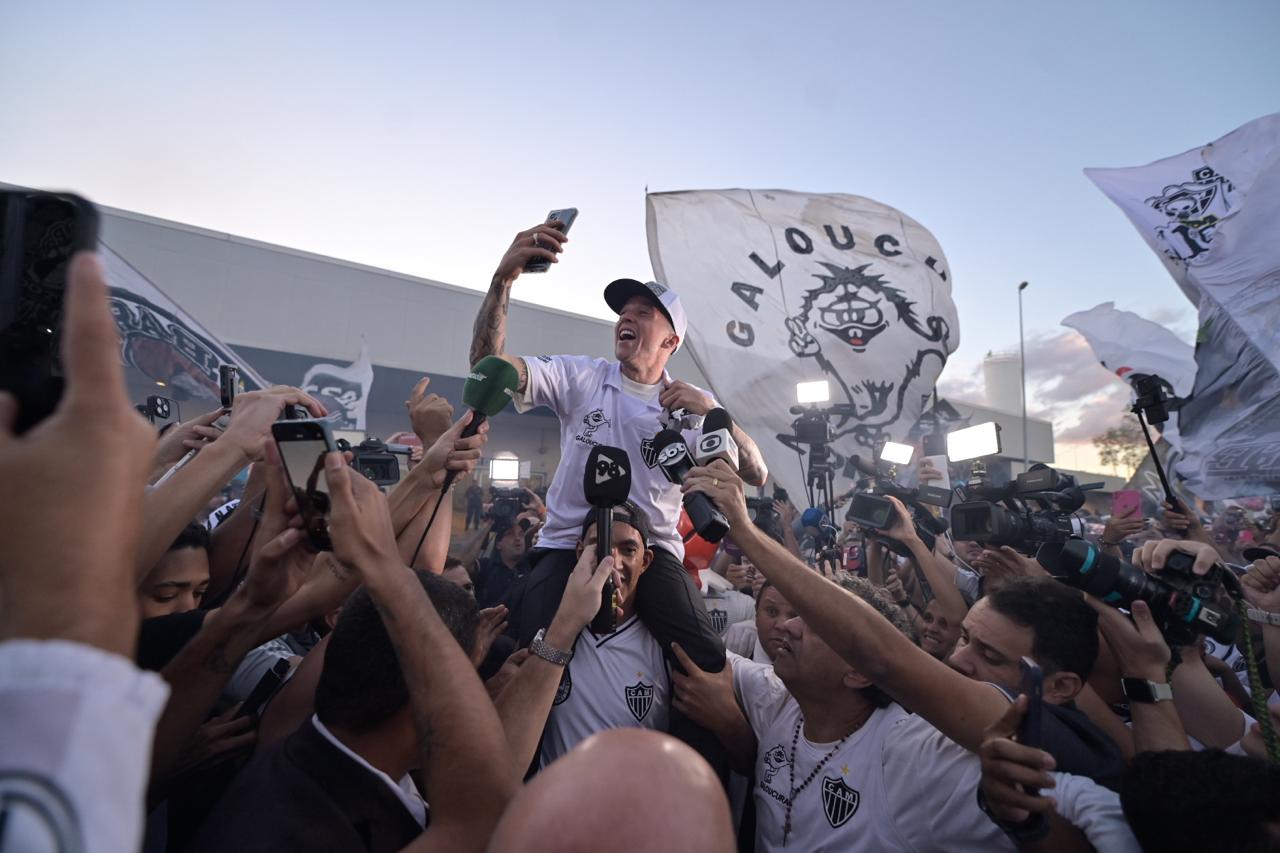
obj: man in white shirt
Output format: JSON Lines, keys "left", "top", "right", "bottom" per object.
{"left": 680, "top": 461, "right": 1142, "bottom": 851}
{"left": 471, "top": 222, "right": 768, "bottom": 766}
{"left": 725, "top": 581, "right": 798, "bottom": 665}
{"left": 536, "top": 504, "right": 672, "bottom": 767}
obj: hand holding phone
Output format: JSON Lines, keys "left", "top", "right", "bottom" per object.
{"left": 1112, "top": 490, "right": 1142, "bottom": 519}
{"left": 523, "top": 208, "right": 578, "bottom": 274}
{"left": 272, "top": 419, "right": 338, "bottom": 550}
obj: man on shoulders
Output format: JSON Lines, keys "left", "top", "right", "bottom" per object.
{"left": 469, "top": 221, "right": 768, "bottom": 678}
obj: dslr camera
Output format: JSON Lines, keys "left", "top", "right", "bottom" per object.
{"left": 951, "top": 464, "right": 1098, "bottom": 554}
{"left": 1037, "top": 539, "right": 1239, "bottom": 647}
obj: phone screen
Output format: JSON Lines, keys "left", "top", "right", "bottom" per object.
{"left": 276, "top": 433, "right": 333, "bottom": 550}
{"left": 1112, "top": 490, "right": 1142, "bottom": 519}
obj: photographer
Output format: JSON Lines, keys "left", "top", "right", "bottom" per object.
{"left": 474, "top": 522, "right": 532, "bottom": 610}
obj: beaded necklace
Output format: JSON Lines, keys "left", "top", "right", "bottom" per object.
{"left": 782, "top": 711, "right": 867, "bottom": 845}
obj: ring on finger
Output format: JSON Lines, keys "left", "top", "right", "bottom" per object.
{"left": 712, "top": 477, "right": 719, "bottom": 487}
{"left": 533, "top": 233, "right": 540, "bottom": 247}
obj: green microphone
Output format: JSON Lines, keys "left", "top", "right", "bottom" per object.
{"left": 461, "top": 355, "right": 520, "bottom": 438}
{"left": 409, "top": 355, "right": 520, "bottom": 567}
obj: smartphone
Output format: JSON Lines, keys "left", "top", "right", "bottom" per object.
{"left": 1017, "top": 657, "right": 1044, "bottom": 754}
{"left": 272, "top": 419, "right": 337, "bottom": 550}
{"left": 1112, "top": 489, "right": 1142, "bottom": 519}
{"left": 219, "top": 364, "right": 241, "bottom": 410}
{"left": 234, "top": 657, "right": 292, "bottom": 720}
{"left": 524, "top": 208, "right": 579, "bottom": 273}
{"left": 0, "top": 190, "right": 100, "bottom": 433}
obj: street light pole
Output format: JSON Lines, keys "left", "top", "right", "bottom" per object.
{"left": 1018, "top": 281, "right": 1029, "bottom": 471}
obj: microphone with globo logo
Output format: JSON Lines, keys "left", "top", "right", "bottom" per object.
{"left": 410, "top": 355, "right": 520, "bottom": 566}
{"left": 583, "top": 445, "right": 631, "bottom": 634}
{"left": 654, "top": 429, "right": 729, "bottom": 542}
{"left": 694, "top": 408, "right": 740, "bottom": 471}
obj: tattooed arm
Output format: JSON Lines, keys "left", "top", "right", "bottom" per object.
{"left": 469, "top": 223, "right": 569, "bottom": 387}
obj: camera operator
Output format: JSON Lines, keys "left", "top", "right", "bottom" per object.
{"left": 474, "top": 519, "right": 532, "bottom": 610}
{"left": 469, "top": 223, "right": 767, "bottom": 681}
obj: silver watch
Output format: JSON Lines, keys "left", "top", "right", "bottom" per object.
{"left": 530, "top": 628, "right": 573, "bottom": 667}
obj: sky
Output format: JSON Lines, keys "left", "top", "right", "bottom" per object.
{"left": 2, "top": 0, "right": 1277, "bottom": 473}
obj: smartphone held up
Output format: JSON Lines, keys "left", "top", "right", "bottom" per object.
{"left": 0, "top": 190, "right": 100, "bottom": 433}
{"left": 523, "top": 208, "right": 578, "bottom": 274}
{"left": 272, "top": 419, "right": 338, "bottom": 551}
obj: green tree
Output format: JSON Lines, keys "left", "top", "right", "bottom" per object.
{"left": 1092, "top": 416, "right": 1146, "bottom": 475}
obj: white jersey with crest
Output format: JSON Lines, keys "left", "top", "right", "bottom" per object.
{"left": 514, "top": 354, "right": 713, "bottom": 558}
{"left": 538, "top": 615, "right": 671, "bottom": 769}
{"left": 731, "top": 657, "right": 1138, "bottom": 852}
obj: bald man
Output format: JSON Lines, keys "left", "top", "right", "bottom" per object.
{"left": 487, "top": 729, "right": 734, "bottom": 853}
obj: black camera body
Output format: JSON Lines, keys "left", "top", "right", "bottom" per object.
{"left": 951, "top": 464, "right": 1097, "bottom": 554}
{"left": 1037, "top": 539, "right": 1239, "bottom": 647}
{"left": 487, "top": 487, "right": 527, "bottom": 533}
{"left": 342, "top": 436, "right": 412, "bottom": 487}
{"left": 844, "top": 458, "right": 949, "bottom": 557}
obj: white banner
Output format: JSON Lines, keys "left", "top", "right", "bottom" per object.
{"left": 300, "top": 339, "right": 374, "bottom": 430}
{"left": 647, "top": 189, "right": 958, "bottom": 502}
{"left": 1061, "top": 302, "right": 1196, "bottom": 397}
{"left": 1085, "top": 114, "right": 1280, "bottom": 498}
{"left": 102, "top": 244, "right": 267, "bottom": 398}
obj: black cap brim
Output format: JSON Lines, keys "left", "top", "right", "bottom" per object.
{"left": 604, "top": 278, "right": 675, "bottom": 330}
{"left": 1243, "top": 545, "right": 1280, "bottom": 562}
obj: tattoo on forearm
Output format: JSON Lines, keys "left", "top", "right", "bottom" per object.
{"left": 470, "top": 278, "right": 511, "bottom": 366}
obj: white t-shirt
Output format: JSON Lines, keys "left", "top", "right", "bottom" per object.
{"left": 725, "top": 620, "right": 775, "bottom": 664}
{"left": 515, "top": 354, "right": 713, "bottom": 558}
{"left": 702, "top": 587, "right": 756, "bottom": 637}
{"left": 0, "top": 640, "right": 171, "bottom": 853}
{"left": 539, "top": 615, "right": 671, "bottom": 768}
{"left": 731, "top": 658, "right": 1139, "bottom": 852}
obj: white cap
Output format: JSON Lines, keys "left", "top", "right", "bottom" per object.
{"left": 603, "top": 278, "right": 688, "bottom": 353}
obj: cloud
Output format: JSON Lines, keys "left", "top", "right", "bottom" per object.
{"left": 939, "top": 329, "right": 1134, "bottom": 446}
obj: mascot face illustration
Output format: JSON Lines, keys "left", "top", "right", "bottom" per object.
{"left": 762, "top": 745, "right": 791, "bottom": 783}
{"left": 782, "top": 262, "right": 952, "bottom": 450}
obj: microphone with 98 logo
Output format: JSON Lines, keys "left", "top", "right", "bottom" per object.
{"left": 654, "top": 430, "right": 730, "bottom": 543}
{"left": 583, "top": 445, "right": 631, "bottom": 634}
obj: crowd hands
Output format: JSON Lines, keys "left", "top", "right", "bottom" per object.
{"left": 689, "top": 449, "right": 1280, "bottom": 852}
{"left": 3, "top": 248, "right": 1279, "bottom": 853}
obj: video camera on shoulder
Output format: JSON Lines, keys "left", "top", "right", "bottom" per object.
{"left": 487, "top": 487, "right": 528, "bottom": 533}
{"left": 951, "top": 463, "right": 1100, "bottom": 555}
{"left": 746, "top": 484, "right": 790, "bottom": 542}
{"left": 843, "top": 453, "right": 949, "bottom": 557}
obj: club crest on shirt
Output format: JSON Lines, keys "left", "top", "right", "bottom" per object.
{"left": 821, "top": 776, "right": 860, "bottom": 828}
{"left": 625, "top": 681, "right": 655, "bottom": 722}
{"left": 554, "top": 669, "right": 572, "bottom": 706}
{"left": 640, "top": 437, "right": 660, "bottom": 468}
{"left": 709, "top": 608, "right": 728, "bottom": 633}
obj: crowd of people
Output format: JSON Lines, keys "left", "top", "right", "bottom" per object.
{"left": 2, "top": 221, "right": 1279, "bottom": 853}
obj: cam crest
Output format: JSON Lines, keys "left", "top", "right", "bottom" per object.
{"left": 625, "top": 681, "right": 655, "bottom": 723}
{"left": 781, "top": 263, "right": 951, "bottom": 450}
{"left": 1146, "top": 166, "right": 1236, "bottom": 265}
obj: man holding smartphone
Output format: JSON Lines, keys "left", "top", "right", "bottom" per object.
{"left": 469, "top": 218, "right": 769, "bottom": 741}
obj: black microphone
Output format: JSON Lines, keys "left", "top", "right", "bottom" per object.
{"left": 654, "top": 429, "right": 730, "bottom": 543}
{"left": 583, "top": 445, "right": 631, "bottom": 634}
{"left": 695, "top": 408, "right": 740, "bottom": 470}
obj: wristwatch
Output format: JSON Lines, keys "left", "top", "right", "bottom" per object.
{"left": 1246, "top": 607, "right": 1280, "bottom": 627}
{"left": 1121, "top": 677, "right": 1174, "bottom": 703}
{"left": 530, "top": 628, "right": 574, "bottom": 667}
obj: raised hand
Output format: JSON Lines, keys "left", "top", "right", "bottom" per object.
{"left": 471, "top": 605, "right": 510, "bottom": 669}
{"left": 681, "top": 460, "right": 751, "bottom": 530}
{"left": 220, "top": 386, "right": 326, "bottom": 463}
{"left": 1132, "top": 538, "right": 1221, "bottom": 576}
{"left": 405, "top": 376, "right": 454, "bottom": 446}
{"left": 493, "top": 221, "right": 568, "bottom": 285}
{"left": 422, "top": 410, "right": 490, "bottom": 488}
{"left": 978, "top": 696, "right": 1058, "bottom": 824}
{"left": 324, "top": 452, "right": 403, "bottom": 580}
{"left": 1103, "top": 506, "right": 1147, "bottom": 546}
{"left": 658, "top": 379, "right": 715, "bottom": 417}
{"left": 153, "top": 406, "right": 226, "bottom": 469}
{"left": 0, "top": 253, "right": 156, "bottom": 653}
{"left": 1241, "top": 555, "right": 1280, "bottom": 611}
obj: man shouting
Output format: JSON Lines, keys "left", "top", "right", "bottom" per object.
{"left": 469, "top": 218, "right": 768, "bottom": 687}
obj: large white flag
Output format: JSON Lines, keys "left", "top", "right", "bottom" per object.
{"left": 1085, "top": 114, "right": 1280, "bottom": 499}
{"left": 102, "top": 244, "right": 268, "bottom": 398}
{"left": 647, "top": 189, "right": 958, "bottom": 502}
{"left": 1061, "top": 302, "right": 1196, "bottom": 397}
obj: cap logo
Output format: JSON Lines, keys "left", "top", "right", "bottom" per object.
{"left": 646, "top": 281, "right": 668, "bottom": 297}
